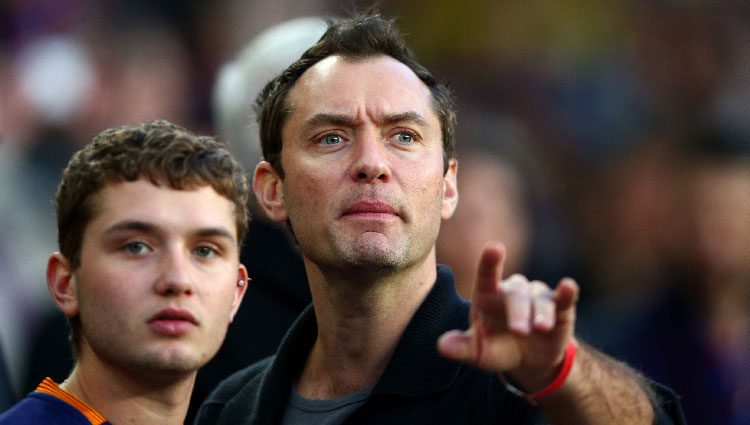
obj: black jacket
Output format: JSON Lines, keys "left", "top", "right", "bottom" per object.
{"left": 195, "top": 265, "right": 686, "bottom": 425}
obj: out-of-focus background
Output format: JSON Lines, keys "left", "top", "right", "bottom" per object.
{"left": 1, "top": 1, "right": 749, "bottom": 424}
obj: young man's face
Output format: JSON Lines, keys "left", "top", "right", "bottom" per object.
{"left": 55, "top": 179, "right": 246, "bottom": 376}
{"left": 267, "top": 54, "right": 457, "bottom": 272}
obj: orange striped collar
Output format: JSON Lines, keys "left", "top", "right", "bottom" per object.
{"left": 35, "top": 377, "right": 108, "bottom": 425}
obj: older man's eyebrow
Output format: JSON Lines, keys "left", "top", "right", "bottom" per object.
{"left": 381, "top": 111, "right": 430, "bottom": 128}
{"left": 302, "top": 113, "right": 359, "bottom": 132}
{"left": 301, "top": 111, "right": 431, "bottom": 132}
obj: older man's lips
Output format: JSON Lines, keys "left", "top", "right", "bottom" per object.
{"left": 148, "top": 308, "right": 197, "bottom": 336}
{"left": 342, "top": 201, "right": 398, "bottom": 220}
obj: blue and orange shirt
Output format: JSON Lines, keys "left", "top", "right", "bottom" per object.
{"left": 0, "top": 377, "right": 110, "bottom": 425}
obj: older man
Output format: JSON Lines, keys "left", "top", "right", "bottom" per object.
{"left": 197, "top": 12, "right": 685, "bottom": 425}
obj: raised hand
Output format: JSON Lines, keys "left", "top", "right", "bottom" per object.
{"left": 437, "top": 242, "right": 579, "bottom": 393}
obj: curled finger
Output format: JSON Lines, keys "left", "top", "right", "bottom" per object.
{"left": 501, "top": 274, "right": 532, "bottom": 335}
{"left": 530, "top": 280, "right": 555, "bottom": 331}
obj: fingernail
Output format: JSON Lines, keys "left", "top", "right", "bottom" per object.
{"left": 534, "top": 313, "right": 551, "bottom": 327}
{"left": 511, "top": 319, "right": 530, "bottom": 333}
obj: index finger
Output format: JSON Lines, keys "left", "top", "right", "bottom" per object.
{"left": 473, "top": 242, "right": 506, "bottom": 300}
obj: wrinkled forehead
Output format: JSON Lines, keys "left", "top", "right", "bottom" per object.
{"left": 284, "top": 54, "right": 437, "bottom": 126}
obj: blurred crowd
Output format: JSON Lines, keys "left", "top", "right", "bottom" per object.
{"left": 1, "top": 1, "right": 749, "bottom": 424}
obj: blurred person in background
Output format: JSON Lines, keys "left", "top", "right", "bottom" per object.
{"left": 571, "top": 135, "right": 685, "bottom": 349}
{"left": 568, "top": 6, "right": 750, "bottom": 423}
{"left": 607, "top": 123, "right": 750, "bottom": 425}
{"left": 436, "top": 112, "right": 536, "bottom": 299}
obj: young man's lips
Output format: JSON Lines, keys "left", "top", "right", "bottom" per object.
{"left": 342, "top": 201, "right": 398, "bottom": 218}
{"left": 148, "top": 308, "right": 197, "bottom": 336}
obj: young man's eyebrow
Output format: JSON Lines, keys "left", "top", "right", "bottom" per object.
{"left": 194, "top": 228, "right": 236, "bottom": 243}
{"left": 104, "top": 220, "right": 159, "bottom": 236}
{"left": 104, "top": 221, "right": 236, "bottom": 243}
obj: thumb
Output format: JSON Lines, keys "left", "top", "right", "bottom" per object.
{"left": 437, "top": 329, "right": 476, "bottom": 362}
{"left": 438, "top": 323, "right": 523, "bottom": 373}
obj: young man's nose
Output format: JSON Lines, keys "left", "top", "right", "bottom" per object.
{"left": 155, "top": 248, "right": 194, "bottom": 295}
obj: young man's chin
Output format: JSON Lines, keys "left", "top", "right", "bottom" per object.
{"left": 124, "top": 344, "right": 213, "bottom": 376}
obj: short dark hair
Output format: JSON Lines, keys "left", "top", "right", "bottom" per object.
{"left": 256, "top": 11, "right": 456, "bottom": 178}
{"left": 55, "top": 120, "right": 250, "bottom": 356}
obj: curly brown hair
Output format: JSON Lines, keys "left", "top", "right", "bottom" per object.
{"left": 56, "top": 119, "right": 250, "bottom": 269}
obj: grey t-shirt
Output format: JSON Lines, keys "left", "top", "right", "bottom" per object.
{"left": 281, "top": 386, "right": 373, "bottom": 425}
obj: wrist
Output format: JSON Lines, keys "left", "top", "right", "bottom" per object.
{"left": 499, "top": 339, "right": 577, "bottom": 406}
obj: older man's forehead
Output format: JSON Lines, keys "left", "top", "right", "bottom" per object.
{"left": 285, "top": 55, "right": 437, "bottom": 125}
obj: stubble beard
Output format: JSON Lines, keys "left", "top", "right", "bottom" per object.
{"left": 321, "top": 225, "right": 443, "bottom": 279}
{"left": 339, "top": 234, "right": 407, "bottom": 270}
{"left": 296, "top": 227, "right": 410, "bottom": 279}
{"left": 290, "top": 191, "right": 443, "bottom": 277}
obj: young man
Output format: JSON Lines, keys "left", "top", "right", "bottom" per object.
{"left": 196, "top": 12, "right": 686, "bottom": 425}
{"left": 0, "top": 120, "right": 250, "bottom": 425}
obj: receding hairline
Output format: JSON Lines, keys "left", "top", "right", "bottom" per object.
{"left": 281, "top": 53, "right": 441, "bottom": 135}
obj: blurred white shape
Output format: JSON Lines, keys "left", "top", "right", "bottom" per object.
{"left": 15, "top": 34, "right": 95, "bottom": 124}
{"left": 213, "top": 16, "right": 328, "bottom": 170}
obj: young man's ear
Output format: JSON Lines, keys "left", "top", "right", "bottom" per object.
{"left": 46, "top": 253, "right": 79, "bottom": 318}
{"left": 229, "top": 264, "right": 249, "bottom": 323}
{"left": 441, "top": 158, "right": 458, "bottom": 220}
{"left": 253, "top": 161, "right": 289, "bottom": 222}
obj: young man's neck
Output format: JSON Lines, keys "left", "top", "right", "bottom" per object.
{"left": 296, "top": 251, "right": 439, "bottom": 399}
{"left": 61, "top": 355, "right": 195, "bottom": 425}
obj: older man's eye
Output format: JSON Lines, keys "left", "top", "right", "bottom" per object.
{"left": 321, "top": 134, "right": 342, "bottom": 145}
{"left": 395, "top": 132, "right": 414, "bottom": 143}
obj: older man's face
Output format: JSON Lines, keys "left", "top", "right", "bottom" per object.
{"left": 275, "top": 54, "right": 457, "bottom": 273}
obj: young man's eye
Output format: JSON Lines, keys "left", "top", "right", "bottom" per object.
{"left": 124, "top": 242, "right": 148, "bottom": 254}
{"left": 321, "top": 134, "right": 342, "bottom": 145}
{"left": 193, "top": 246, "right": 216, "bottom": 258}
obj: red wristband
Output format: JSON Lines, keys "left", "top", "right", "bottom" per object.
{"left": 499, "top": 339, "right": 577, "bottom": 406}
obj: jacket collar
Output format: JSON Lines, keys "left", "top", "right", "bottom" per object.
{"left": 253, "top": 302, "right": 317, "bottom": 423}
{"left": 254, "top": 265, "right": 469, "bottom": 420}
{"left": 373, "top": 265, "right": 470, "bottom": 397}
